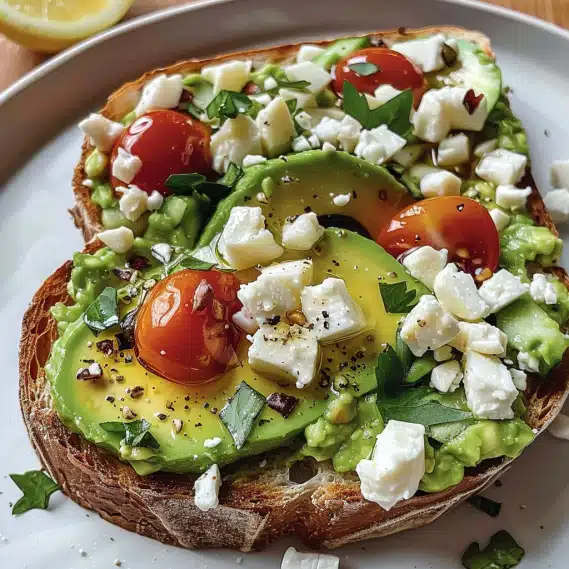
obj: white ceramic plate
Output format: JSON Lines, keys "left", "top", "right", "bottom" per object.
{"left": 2, "top": 0, "right": 569, "bottom": 567}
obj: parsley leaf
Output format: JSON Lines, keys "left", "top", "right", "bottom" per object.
{"left": 100, "top": 418, "right": 160, "bottom": 450}
{"left": 206, "top": 90, "right": 253, "bottom": 120}
{"left": 274, "top": 78, "right": 311, "bottom": 91}
{"left": 468, "top": 495, "right": 502, "bottom": 518}
{"left": 405, "top": 355, "right": 437, "bottom": 384}
{"left": 166, "top": 253, "right": 215, "bottom": 275}
{"left": 10, "top": 470, "right": 60, "bottom": 515}
{"left": 165, "top": 173, "right": 208, "bottom": 192}
{"left": 348, "top": 62, "right": 379, "bottom": 76}
{"left": 342, "top": 80, "right": 413, "bottom": 134}
{"left": 462, "top": 530, "right": 524, "bottom": 569}
{"left": 286, "top": 98, "right": 298, "bottom": 115}
{"left": 395, "top": 323, "right": 414, "bottom": 375}
{"left": 220, "top": 381, "right": 266, "bottom": 449}
{"left": 84, "top": 287, "right": 119, "bottom": 335}
{"left": 220, "top": 162, "right": 244, "bottom": 188}
{"left": 375, "top": 345, "right": 404, "bottom": 398}
{"left": 377, "top": 388, "right": 472, "bottom": 427}
{"left": 379, "top": 281, "right": 418, "bottom": 313}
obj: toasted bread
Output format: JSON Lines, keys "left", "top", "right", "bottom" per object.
{"left": 22, "top": 27, "right": 569, "bottom": 551}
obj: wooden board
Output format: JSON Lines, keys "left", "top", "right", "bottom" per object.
{"left": 0, "top": 0, "right": 567, "bottom": 91}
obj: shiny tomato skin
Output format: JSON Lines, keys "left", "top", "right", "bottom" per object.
{"left": 111, "top": 110, "right": 212, "bottom": 195}
{"left": 332, "top": 48, "right": 427, "bottom": 107}
{"left": 377, "top": 196, "right": 500, "bottom": 276}
{"left": 135, "top": 270, "right": 242, "bottom": 386}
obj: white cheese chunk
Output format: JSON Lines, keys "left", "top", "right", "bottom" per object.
{"left": 301, "top": 278, "right": 367, "bottom": 343}
{"left": 250, "top": 93, "right": 272, "bottom": 106}
{"left": 413, "top": 87, "right": 488, "bottom": 143}
{"left": 210, "top": 114, "right": 262, "bottom": 173}
{"left": 322, "top": 141, "right": 336, "bottom": 153}
{"left": 374, "top": 84, "right": 403, "bottom": 105}
{"left": 450, "top": 321, "right": 507, "bottom": 355}
{"left": 489, "top": 208, "right": 510, "bottom": 231}
{"left": 218, "top": 206, "right": 283, "bottom": 270}
{"left": 237, "top": 259, "right": 313, "bottom": 324}
{"left": 282, "top": 213, "right": 325, "bottom": 251}
{"left": 420, "top": 169, "right": 462, "bottom": 198}
{"left": 242, "top": 154, "right": 267, "bottom": 168}
{"left": 135, "top": 74, "right": 184, "bottom": 117}
{"left": 356, "top": 420, "right": 425, "bottom": 511}
{"left": 392, "top": 34, "right": 446, "bottom": 72}
{"left": 530, "top": 273, "right": 558, "bottom": 305}
{"left": 150, "top": 243, "right": 172, "bottom": 264}
{"left": 400, "top": 295, "right": 460, "bottom": 357}
{"left": 296, "top": 45, "right": 326, "bottom": 64}
{"left": 333, "top": 193, "right": 351, "bottom": 207}
{"left": 147, "top": 190, "right": 164, "bottom": 211}
{"left": 204, "top": 437, "right": 222, "bottom": 449}
{"left": 281, "top": 548, "right": 339, "bottom": 569}
{"left": 433, "top": 264, "right": 489, "bottom": 321}
{"left": 194, "top": 464, "right": 221, "bottom": 511}
{"left": 248, "top": 323, "right": 320, "bottom": 388}
{"left": 548, "top": 413, "right": 569, "bottom": 440}
{"left": 307, "top": 133, "right": 321, "bottom": 149}
{"left": 201, "top": 60, "right": 252, "bottom": 94}
{"left": 474, "top": 138, "right": 498, "bottom": 157}
{"left": 354, "top": 125, "right": 407, "bottom": 165}
{"left": 402, "top": 246, "right": 448, "bottom": 289}
{"left": 364, "top": 93, "right": 383, "bottom": 110}
{"left": 78, "top": 113, "right": 124, "bottom": 152}
{"left": 117, "top": 184, "right": 148, "bottom": 221}
{"left": 433, "top": 345, "right": 453, "bottom": 362}
{"left": 295, "top": 110, "right": 313, "bottom": 131}
{"left": 263, "top": 76, "right": 278, "bottom": 91}
{"left": 292, "top": 135, "right": 312, "bottom": 152}
{"left": 437, "top": 133, "right": 470, "bottom": 167}
{"left": 463, "top": 351, "right": 517, "bottom": 419}
{"left": 312, "top": 117, "right": 341, "bottom": 146}
{"left": 550, "top": 159, "right": 569, "bottom": 189}
{"left": 430, "top": 360, "right": 463, "bottom": 393}
{"left": 544, "top": 188, "right": 569, "bottom": 223}
{"left": 256, "top": 96, "right": 295, "bottom": 157}
{"left": 97, "top": 227, "right": 135, "bottom": 254}
{"left": 517, "top": 350, "right": 540, "bottom": 373}
{"left": 393, "top": 144, "right": 425, "bottom": 168}
{"left": 278, "top": 88, "right": 317, "bottom": 110}
{"left": 112, "top": 147, "right": 142, "bottom": 184}
{"left": 509, "top": 368, "right": 527, "bottom": 391}
{"left": 285, "top": 61, "right": 332, "bottom": 94}
{"left": 232, "top": 308, "right": 259, "bottom": 334}
{"left": 475, "top": 149, "right": 528, "bottom": 186}
{"left": 495, "top": 184, "right": 532, "bottom": 211}
{"left": 478, "top": 269, "right": 530, "bottom": 313}
{"left": 338, "top": 115, "right": 363, "bottom": 153}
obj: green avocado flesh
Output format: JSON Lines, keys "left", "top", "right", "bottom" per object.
{"left": 47, "top": 228, "right": 426, "bottom": 475}
{"left": 197, "top": 150, "right": 414, "bottom": 249}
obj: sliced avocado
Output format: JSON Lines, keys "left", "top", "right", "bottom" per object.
{"left": 197, "top": 150, "right": 414, "bottom": 248}
{"left": 312, "top": 37, "right": 371, "bottom": 69}
{"left": 434, "top": 39, "right": 502, "bottom": 111}
{"left": 48, "top": 228, "right": 427, "bottom": 475}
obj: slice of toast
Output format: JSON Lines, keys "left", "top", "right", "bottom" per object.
{"left": 23, "top": 27, "right": 569, "bottom": 551}
{"left": 70, "top": 25, "right": 491, "bottom": 242}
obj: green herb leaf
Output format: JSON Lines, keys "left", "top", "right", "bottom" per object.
{"left": 348, "top": 62, "right": 379, "bottom": 76}
{"left": 165, "top": 173, "right": 207, "bottom": 193}
{"left": 379, "top": 281, "right": 418, "bottom": 313}
{"left": 220, "top": 381, "right": 266, "bottom": 449}
{"left": 166, "top": 253, "right": 215, "bottom": 275}
{"left": 427, "top": 419, "right": 472, "bottom": 443}
{"left": 378, "top": 387, "right": 472, "bottom": 427}
{"left": 274, "top": 78, "right": 311, "bottom": 91}
{"left": 84, "top": 287, "right": 119, "bottom": 335}
{"left": 342, "top": 81, "right": 413, "bottom": 134}
{"left": 286, "top": 98, "right": 298, "bottom": 115}
{"left": 375, "top": 345, "right": 404, "bottom": 398}
{"left": 462, "top": 530, "right": 524, "bottom": 569}
{"left": 10, "top": 471, "right": 60, "bottom": 515}
{"left": 405, "top": 355, "right": 437, "bottom": 384}
{"left": 468, "top": 495, "right": 502, "bottom": 518}
{"left": 100, "top": 418, "right": 160, "bottom": 450}
{"left": 395, "top": 323, "right": 414, "bottom": 375}
{"left": 206, "top": 90, "right": 253, "bottom": 120}
{"left": 184, "top": 100, "right": 202, "bottom": 120}
{"left": 220, "top": 162, "right": 244, "bottom": 188}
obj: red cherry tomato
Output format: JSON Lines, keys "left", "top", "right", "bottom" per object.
{"left": 332, "top": 48, "right": 427, "bottom": 107}
{"left": 135, "top": 270, "right": 242, "bottom": 386}
{"left": 377, "top": 197, "right": 500, "bottom": 276}
{"left": 111, "top": 110, "right": 212, "bottom": 195}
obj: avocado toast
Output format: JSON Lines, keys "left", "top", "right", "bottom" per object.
{"left": 19, "top": 26, "right": 569, "bottom": 551}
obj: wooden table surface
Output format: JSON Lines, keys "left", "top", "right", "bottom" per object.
{"left": 0, "top": 0, "right": 567, "bottom": 92}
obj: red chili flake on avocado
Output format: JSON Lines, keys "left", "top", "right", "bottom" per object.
{"left": 266, "top": 393, "right": 299, "bottom": 418}
{"left": 96, "top": 339, "right": 115, "bottom": 356}
{"left": 463, "top": 89, "right": 484, "bottom": 115}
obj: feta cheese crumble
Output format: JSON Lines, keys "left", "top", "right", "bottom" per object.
{"left": 475, "top": 149, "right": 527, "bottom": 186}
{"left": 97, "top": 227, "right": 134, "bottom": 254}
{"left": 495, "top": 184, "right": 532, "bottom": 211}
{"left": 285, "top": 61, "right": 333, "bottom": 94}
{"left": 201, "top": 60, "right": 252, "bottom": 94}
{"left": 78, "top": 113, "right": 124, "bottom": 152}
{"left": 354, "top": 125, "right": 407, "bottom": 165}
{"left": 194, "top": 464, "right": 221, "bottom": 511}
{"left": 530, "top": 273, "right": 558, "bottom": 305}
{"left": 544, "top": 188, "right": 569, "bottom": 224}
{"left": 281, "top": 213, "right": 325, "bottom": 251}
{"left": 117, "top": 184, "right": 148, "bottom": 221}
{"left": 256, "top": 97, "right": 296, "bottom": 157}
{"left": 356, "top": 420, "right": 425, "bottom": 511}
{"left": 478, "top": 269, "right": 530, "bottom": 313}
{"left": 392, "top": 34, "right": 447, "bottom": 72}
{"left": 135, "top": 74, "right": 184, "bottom": 117}
{"left": 489, "top": 208, "right": 510, "bottom": 231}
{"left": 402, "top": 246, "right": 448, "bottom": 289}
{"left": 437, "top": 133, "right": 470, "bottom": 167}
{"left": 204, "top": 437, "right": 222, "bottom": 449}
{"left": 450, "top": 321, "right": 507, "bottom": 355}
{"left": 301, "top": 278, "right": 367, "bottom": 343}
{"left": 332, "top": 193, "right": 352, "bottom": 207}
{"left": 420, "top": 170, "right": 462, "bottom": 198}
{"left": 430, "top": 360, "right": 463, "bottom": 393}
{"left": 112, "top": 147, "right": 142, "bottom": 184}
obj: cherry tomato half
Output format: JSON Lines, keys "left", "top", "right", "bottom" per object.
{"left": 135, "top": 270, "right": 242, "bottom": 386}
{"left": 377, "top": 196, "right": 500, "bottom": 276}
{"left": 111, "top": 110, "right": 212, "bottom": 195}
{"left": 332, "top": 48, "right": 427, "bottom": 107}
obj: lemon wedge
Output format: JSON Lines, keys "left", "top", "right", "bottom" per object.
{"left": 0, "top": 0, "right": 134, "bottom": 53}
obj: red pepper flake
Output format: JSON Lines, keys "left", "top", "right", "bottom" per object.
{"left": 243, "top": 81, "right": 261, "bottom": 95}
{"left": 127, "top": 255, "right": 150, "bottom": 271}
{"left": 266, "top": 392, "right": 299, "bottom": 418}
{"left": 96, "top": 339, "right": 115, "bottom": 356}
{"left": 463, "top": 89, "right": 484, "bottom": 115}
